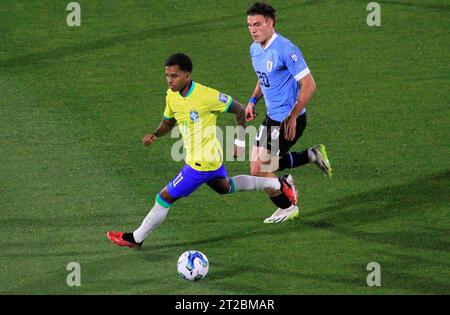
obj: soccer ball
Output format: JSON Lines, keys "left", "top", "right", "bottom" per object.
{"left": 177, "top": 250, "right": 209, "bottom": 281}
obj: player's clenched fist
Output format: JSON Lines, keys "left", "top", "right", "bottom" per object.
{"left": 245, "top": 103, "right": 257, "bottom": 122}
{"left": 143, "top": 133, "right": 158, "bottom": 146}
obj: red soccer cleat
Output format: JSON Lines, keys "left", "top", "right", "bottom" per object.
{"left": 279, "top": 174, "right": 298, "bottom": 205}
{"left": 107, "top": 231, "right": 142, "bottom": 248}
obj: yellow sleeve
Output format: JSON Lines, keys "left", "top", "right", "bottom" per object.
{"left": 204, "top": 87, "right": 233, "bottom": 113}
{"left": 163, "top": 98, "right": 175, "bottom": 120}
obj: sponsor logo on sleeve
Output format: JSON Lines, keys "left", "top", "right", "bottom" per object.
{"left": 219, "top": 93, "right": 229, "bottom": 103}
{"left": 290, "top": 53, "right": 299, "bottom": 62}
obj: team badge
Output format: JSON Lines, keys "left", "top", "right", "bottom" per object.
{"left": 190, "top": 110, "right": 200, "bottom": 122}
{"left": 290, "top": 53, "right": 299, "bottom": 62}
{"left": 267, "top": 60, "right": 273, "bottom": 72}
{"left": 219, "top": 93, "right": 228, "bottom": 103}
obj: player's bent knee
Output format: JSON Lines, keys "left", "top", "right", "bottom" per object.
{"left": 250, "top": 163, "right": 262, "bottom": 177}
{"left": 216, "top": 188, "right": 229, "bottom": 195}
{"left": 216, "top": 181, "right": 231, "bottom": 195}
{"left": 159, "top": 187, "right": 178, "bottom": 205}
{"left": 250, "top": 169, "right": 260, "bottom": 177}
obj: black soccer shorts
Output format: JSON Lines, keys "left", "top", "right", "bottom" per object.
{"left": 254, "top": 113, "right": 307, "bottom": 156}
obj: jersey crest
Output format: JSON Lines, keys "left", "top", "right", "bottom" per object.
{"left": 190, "top": 110, "right": 200, "bottom": 122}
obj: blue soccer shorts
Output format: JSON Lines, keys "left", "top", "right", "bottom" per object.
{"left": 166, "top": 164, "right": 229, "bottom": 199}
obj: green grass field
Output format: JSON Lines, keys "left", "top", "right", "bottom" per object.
{"left": 1, "top": 0, "right": 449, "bottom": 295}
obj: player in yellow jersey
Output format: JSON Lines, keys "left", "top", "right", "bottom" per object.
{"left": 107, "top": 53, "right": 297, "bottom": 248}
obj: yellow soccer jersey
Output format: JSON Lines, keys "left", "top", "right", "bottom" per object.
{"left": 163, "top": 81, "right": 233, "bottom": 171}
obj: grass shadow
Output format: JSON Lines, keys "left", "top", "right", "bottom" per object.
{"left": 304, "top": 171, "right": 450, "bottom": 252}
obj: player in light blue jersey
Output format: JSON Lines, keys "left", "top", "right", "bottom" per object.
{"left": 245, "top": 2, "right": 332, "bottom": 223}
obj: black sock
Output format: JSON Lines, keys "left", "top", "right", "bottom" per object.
{"left": 277, "top": 150, "right": 310, "bottom": 171}
{"left": 270, "top": 193, "right": 292, "bottom": 209}
{"left": 122, "top": 232, "right": 142, "bottom": 245}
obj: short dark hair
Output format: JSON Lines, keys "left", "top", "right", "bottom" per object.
{"left": 165, "top": 53, "right": 193, "bottom": 73}
{"left": 246, "top": 2, "right": 276, "bottom": 26}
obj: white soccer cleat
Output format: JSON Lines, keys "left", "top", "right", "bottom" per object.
{"left": 310, "top": 144, "right": 332, "bottom": 178}
{"left": 263, "top": 204, "right": 299, "bottom": 223}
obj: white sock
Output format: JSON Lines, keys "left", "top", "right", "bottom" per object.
{"left": 308, "top": 148, "right": 316, "bottom": 162}
{"left": 231, "top": 175, "right": 280, "bottom": 191}
{"left": 133, "top": 200, "right": 169, "bottom": 243}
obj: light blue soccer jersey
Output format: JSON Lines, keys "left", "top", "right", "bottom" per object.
{"left": 250, "top": 33, "right": 310, "bottom": 122}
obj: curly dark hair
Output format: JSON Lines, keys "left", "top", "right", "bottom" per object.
{"left": 246, "top": 2, "right": 276, "bottom": 26}
{"left": 165, "top": 53, "right": 193, "bottom": 73}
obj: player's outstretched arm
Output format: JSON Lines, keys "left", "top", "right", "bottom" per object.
{"left": 227, "top": 99, "right": 246, "bottom": 157}
{"left": 227, "top": 99, "right": 246, "bottom": 128}
{"left": 143, "top": 118, "right": 176, "bottom": 146}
